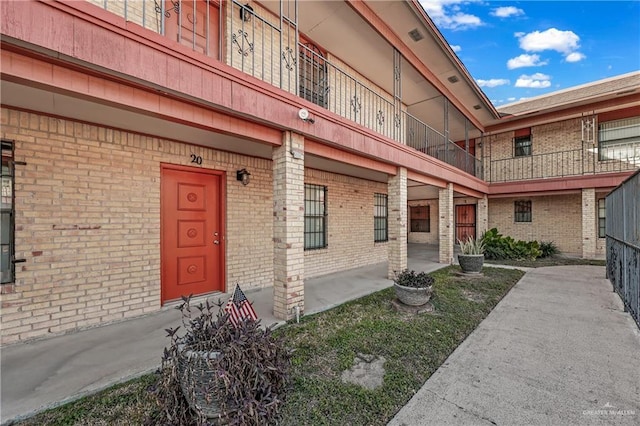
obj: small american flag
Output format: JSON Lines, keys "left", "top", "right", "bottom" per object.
{"left": 224, "top": 284, "right": 258, "bottom": 326}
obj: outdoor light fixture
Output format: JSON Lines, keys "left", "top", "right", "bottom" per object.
{"left": 240, "top": 4, "right": 253, "bottom": 22}
{"left": 236, "top": 168, "right": 251, "bottom": 185}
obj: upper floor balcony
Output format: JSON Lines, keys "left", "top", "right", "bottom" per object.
{"left": 86, "top": 0, "right": 490, "bottom": 178}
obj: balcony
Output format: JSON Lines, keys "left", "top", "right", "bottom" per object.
{"left": 487, "top": 143, "right": 640, "bottom": 183}
{"left": 87, "top": 0, "right": 483, "bottom": 178}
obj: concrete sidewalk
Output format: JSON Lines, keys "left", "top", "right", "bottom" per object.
{"left": 0, "top": 250, "right": 444, "bottom": 424}
{"left": 389, "top": 265, "right": 640, "bottom": 426}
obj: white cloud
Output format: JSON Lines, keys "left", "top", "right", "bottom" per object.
{"left": 507, "top": 97, "right": 516, "bottom": 101}
{"left": 419, "top": 0, "right": 484, "bottom": 30}
{"left": 515, "top": 73, "right": 552, "bottom": 88}
{"left": 517, "top": 28, "right": 580, "bottom": 54}
{"left": 565, "top": 52, "right": 586, "bottom": 62}
{"left": 491, "top": 6, "right": 524, "bottom": 18}
{"left": 507, "top": 54, "right": 548, "bottom": 69}
{"left": 476, "top": 78, "right": 510, "bottom": 88}
{"left": 450, "top": 44, "right": 462, "bottom": 52}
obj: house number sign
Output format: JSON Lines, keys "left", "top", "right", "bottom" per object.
{"left": 190, "top": 154, "right": 203, "bottom": 165}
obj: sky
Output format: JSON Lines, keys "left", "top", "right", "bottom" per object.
{"left": 418, "top": 0, "right": 640, "bottom": 107}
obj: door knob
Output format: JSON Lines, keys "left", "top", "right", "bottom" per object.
{"left": 213, "top": 240, "right": 220, "bottom": 245}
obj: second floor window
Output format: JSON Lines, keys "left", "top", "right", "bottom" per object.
{"left": 598, "top": 116, "right": 640, "bottom": 162}
{"left": 299, "top": 43, "right": 328, "bottom": 109}
{"left": 304, "top": 184, "right": 327, "bottom": 250}
{"left": 514, "top": 200, "right": 532, "bottom": 223}
{"left": 514, "top": 135, "right": 532, "bottom": 157}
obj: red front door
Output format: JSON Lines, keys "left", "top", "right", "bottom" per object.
{"left": 161, "top": 164, "right": 225, "bottom": 303}
{"left": 455, "top": 204, "right": 476, "bottom": 243}
{"left": 164, "top": 0, "right": 220, "bottom": 58}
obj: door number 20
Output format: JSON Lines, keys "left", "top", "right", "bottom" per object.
{"left": 190, "top": 154, "right": 203, "bottom": 165}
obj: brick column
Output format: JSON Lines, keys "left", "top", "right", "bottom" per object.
{"left": 388, "top": 167, "right": 407, "bottom": 278}
{"left": 581, "top": 188, "right": 596, "bottom": 259}
{"left": 272, "top": 131, "right": 305, "bottom": 320}
{"left": 477, "top": 194, "right": 489, "bottom": 238}
{"left": 439, "top": 183, "right": 454, "bottom": 264}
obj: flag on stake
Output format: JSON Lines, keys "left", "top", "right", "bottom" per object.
{"left": 224, "top": 284, "right": 258, "bottom": 326}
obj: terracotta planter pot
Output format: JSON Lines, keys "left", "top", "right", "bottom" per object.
{"left": 394, "top": 283, "right": 433, "bottom": 306}
{"left": 458, "top": 254, "right": 484, "bottom": 274}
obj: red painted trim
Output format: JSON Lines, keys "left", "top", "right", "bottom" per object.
{"left": 487, "top": 94, "right": 640, "bottom": 133}
{"left": 598, "top": 106, "right": 640, "bottom": 122}
{"left": 514, "top": 127, "right": 531, "bottom": 137}
{"left": 407, "top": 171, "right": 446, "bottom": 188}
{"left": 160, "top": 163, "right": 227, "bottom": 303}
{"left": 453, "top": 184, "right": 484, "bottom": 199}
{"left": 305, "top": 140, "right": 397, "bottom": 175}
{"left": 488, "top": 171, "right": 635, "bottom": 195}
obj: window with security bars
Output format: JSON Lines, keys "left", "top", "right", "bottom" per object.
{"left": 374, "top": 193, "right": 388, "bottom": 242}
{"left": 598, "top": 116, "right": 640, "bottom": 161}
{"left": 514, "top": 200, "right": 532, "bottom": 223}
{"left": 1, "top": 140, "right": 15, "bottom": 284}
{"left": 598, "top": 198, "right": 606, "bottom": 238}
{"left": 299, "top": 43, "right": 328, "bottom": 108}
{"left": 304, "top": 184, "right": 327, "bottom": 250}
{"left": 514, "top": 135, "right": 532, "bottom": 157}
{"left": 410, "top": 205, "right": 430, "bottom": 232}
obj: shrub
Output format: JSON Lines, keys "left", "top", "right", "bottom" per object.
{"left": 481, "top": 228, "right": 542, "bottom": 261}
{"left": 458, "top": 236, "right": 485, "bottom": 255}
{"left": 153, "top": 295, "right": 291, "bottom": 425}
{"left": 539, "top": 241, "right": 560, "bottom": 258}
{"left": 393, "top": 269, "right": 435, "bottom": 288}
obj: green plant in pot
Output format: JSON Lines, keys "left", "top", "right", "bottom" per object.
{"left": 155, "top": 295, "right": 290, "bottom": 425}
{"left": 393, "top": 269, "right": 435, "bottom": 306}
{"left": 458, "top": 236, "right": 485, "bottom": 274}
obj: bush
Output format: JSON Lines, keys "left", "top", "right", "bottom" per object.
{"left": 153, "top": 295, "right": 291, "bottom": 425}
{"left": 393, "top": 269, "right": 435, "bottom": 288}
{"left": 539, "top": 241, "right": 560, "bottom": 258}
{"left": 481, "top": 228, "right": 542, "bottom": 261}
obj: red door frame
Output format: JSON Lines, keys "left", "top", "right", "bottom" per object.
{"left": 160, "top": 163, "right": 226, "bottom": 304}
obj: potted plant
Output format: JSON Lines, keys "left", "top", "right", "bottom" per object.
{"left": 155, "top": 295, "right": 290, "bottom": 425}
{"left": 458, "top": 235, "right": 485, "bottom": 274}
{"left": 393, "top": 269, "right": 435, "bottom": 306}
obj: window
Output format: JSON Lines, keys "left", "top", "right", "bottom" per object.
{"left": 598, "top": 116, "right": 640, "bottom": 162}
{"left": 1, "top": 140, "right": 15, "bottom": 284}
{"left": 514, "top": 200, "right": 532, "bottom": 223}
{"left": 304, "top": 184, "right": 327, "bottom": 250}
{"left": 514, "top": 135, "right": 532, "bottom": 157}
{"left": 410, "top": 205, "right": 430, "bottom": 232}
{"left": 299, "top": 43, "right": 328, "bottom": 108}
{"left": 598, "top": 198, "right": 606, "bottom": 238}
{"left": 374, "top": 193, "right": 388, "bottom": 242}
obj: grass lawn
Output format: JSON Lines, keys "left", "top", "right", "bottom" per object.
{"left": 485, "top": 257, "right": 606, "bottom": 268}
{"left": 15, "top": 266, "right": 524, "bottom": 426}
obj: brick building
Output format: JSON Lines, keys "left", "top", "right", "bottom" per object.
{"left": 1, "top": 0, "right": 638, "bottom": 344}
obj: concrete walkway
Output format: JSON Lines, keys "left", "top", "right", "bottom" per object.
{"left": 389, "top": 265, "right": 640, "bottom": 426}
{"left": 0, "top": 247, "right": 444, "bottom": 424}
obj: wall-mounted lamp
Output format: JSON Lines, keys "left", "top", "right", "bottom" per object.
{"left": 240, "top": 4, "right": 253, "bottom": 22}
{"left": 298, "top": 108, "right": 315, "bottom": 124}
{"left": 236, "top": 168, "right": 251, "bottom": 185}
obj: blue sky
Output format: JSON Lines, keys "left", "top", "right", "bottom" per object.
{"left": 418, "top": 1, "right": 640, "bottom": 106}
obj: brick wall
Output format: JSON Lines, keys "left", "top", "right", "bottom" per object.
{"left": 0, "top": 108, "right": 273, "bottom": 344}
{"left": 304, "top": 169, "right": 388, "bottom": 278}
{"left": 488, "top": 194, "right": 582, "bottom": 255}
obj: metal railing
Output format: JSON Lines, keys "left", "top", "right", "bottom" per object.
{"left": 488, "top": 144, "right": 639, "bottom": 182}
{"left": 606, "top": 169, "right": 640, "bottom": 328}
{"left": 89, "top": 0, "right": 481, "bottom": 177}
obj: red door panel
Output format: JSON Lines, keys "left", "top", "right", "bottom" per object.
{"left": 161, "top": 165, "right": 225, "bottom": 303}
{"left": 455, "top": 204, "right": 476, "bottom": 243}
{"left": 164, "top": 0, "right": 219, "bottom": 58}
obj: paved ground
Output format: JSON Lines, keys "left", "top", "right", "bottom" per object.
{"left": 389, "top": 265, "right": 640, "bottom": 426}
{"left": 0, "top": 245, "right": 444, "bottom": 424}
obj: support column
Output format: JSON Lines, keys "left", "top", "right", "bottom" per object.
{"left": 439, "top": 183, "right": 454, "bottom": 264}
{"left": 273, "top": 131, "right": 305, "bottom": 320}
{"left": 581, "top": 188, "right": 596, "bottom": 259}
{"left": 388, "top": 167, "right": 407, "bottom": 278}
{"left": 477, "top": 194, "right": 489, "bottom": 238}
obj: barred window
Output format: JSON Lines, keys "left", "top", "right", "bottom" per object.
{"left": 598, "top": 198, "right": 606, "bottom": 238}
{"left": 374, "top": 193, "right": 388, "bottom": 242}
{"left": 598, "top": 116, "right": 640, "bottom": 161}
{"left": 410, "top": 205, "right": 430, "bottom": 232}
{"left": 514, "top": 200, "right": 532, "bottom": 223}
{"left": 514, "top": 135, "right": 532, "bottom": 157}
{"left": 1, "top": 140, "right": 15, "bottom": 284}
{"left": 304, "top": 184, "right": 327, "bottom": 250}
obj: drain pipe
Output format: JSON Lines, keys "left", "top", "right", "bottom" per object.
{"left": 295, "top": 305, "right": 301, "bottom": 323}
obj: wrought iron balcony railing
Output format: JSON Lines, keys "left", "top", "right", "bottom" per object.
{"left": 88, "top": 0, "right": 481, "bottom": 178}
{"left": 487, "top": 143, "right": 640, "bottom": 183}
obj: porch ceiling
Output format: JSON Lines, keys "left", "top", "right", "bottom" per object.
{"left": 408, "top": 180, "right": 475, "bottom": 200}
